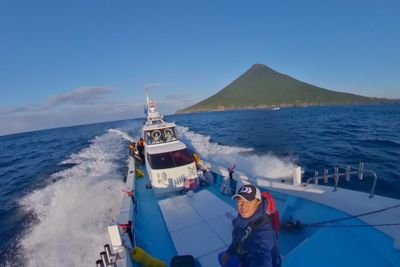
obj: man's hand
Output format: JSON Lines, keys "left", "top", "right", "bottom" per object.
{"left": 220, "top": 253, "right": 231, "bottom": 266}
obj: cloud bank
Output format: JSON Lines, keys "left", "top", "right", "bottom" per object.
{"left": 0, "top": 86, "right": 195, "bottom": 136}
{"left": 48, "top": 87, "right": 112, "bottom": 107}
{"left": 0, "top": 87, "right": 142, "bottom": 136}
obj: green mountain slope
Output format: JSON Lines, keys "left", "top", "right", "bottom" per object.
{"left": 177, "top": 64, "right": 396, "bottom": 114}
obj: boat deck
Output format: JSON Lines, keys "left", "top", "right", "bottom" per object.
{"left": 132, "top": 161, "right": 400, "bottom": 267}
{"left": 134, "top": 164, "right": 176, "bottom": 263}
{"left": 159, "top": 190, "right": 235, "bottom": 267}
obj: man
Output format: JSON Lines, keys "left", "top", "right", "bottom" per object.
{"left": 129, "top": 142, "right": 136, "bottom": 157}
{"left": 219, "top": 184, "right": 281, "bottom": 267}
{"left": 137, "top": 138, "right": 145, "bottom": 162}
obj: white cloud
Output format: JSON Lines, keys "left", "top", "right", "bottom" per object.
{"left": 0, "top": 87, "right": 142, "bottom": 136}
{"left": 0, "top": 105, "right": 46, "bottom": 116}
{"left": 47, "top": 87, "right": 112, "bottom": 107}
{"left": 0, "top": 103, "right": 145, "bottom": 136}
{"left": 0, "top": 86, "right": 196, "bottom": 136}
{"left": 144, "top": 83, "right": 163, "bottom": 90}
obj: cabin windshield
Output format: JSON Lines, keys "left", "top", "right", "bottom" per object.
{"left": 149, "top": 119, "right": 163, "bottom": 125}
{"left": 147, "top": 149, "right": 194, "bottom": 169}
{"left": 144, "top": 127, "right": 177, "bottom": 145}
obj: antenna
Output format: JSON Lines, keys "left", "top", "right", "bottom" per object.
{"left": 144, "top": 86, "right": 150, "bottom": 107}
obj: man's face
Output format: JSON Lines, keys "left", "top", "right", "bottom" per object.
{"left": 237, "top": 198, "right": 261, "bottom": 219}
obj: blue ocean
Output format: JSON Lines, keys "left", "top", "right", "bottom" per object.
{"left": 1, "top": 105, "right": 399, "bottom": 266}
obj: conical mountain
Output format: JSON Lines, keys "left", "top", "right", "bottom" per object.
{"left": 177, "top": 64, "right": 392, "bottom": 114}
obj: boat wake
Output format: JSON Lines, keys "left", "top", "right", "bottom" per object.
{"left": 177, "top": 126, "right": 297, "bottom": 179}
{"left": 108, "top": 128, "right": 135, "bottom": 143}
{"left": 17, "top": 129, "right": 132, "bottom": 267}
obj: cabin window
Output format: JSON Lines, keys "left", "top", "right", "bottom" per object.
{"left": 171, "top": 149, "right": 193, "bottom": 166}
{"left": 145, "top": 131, "right": 152, "bottom": 144}
{"left": 163, "top": 128, "right": 177, "bottom": 142}
{"left": 148, "top": 149, "right": 194, "bottom": 169}
{"left": 148, "top": 152, "right": 175, "bottom": 169}
{"left": 144, "top": 127, "right": 177, "bottom": 145}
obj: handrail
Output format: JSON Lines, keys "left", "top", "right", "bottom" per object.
{"left": 96, "top": 157, "right": 137, "bottom": 266}
{"left": 305, "top": 162, "right": 378, "bottom": 198}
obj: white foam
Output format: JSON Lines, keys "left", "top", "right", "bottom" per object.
{"left": 19, "top": 129, "right": 134, "bottom": 267}
{"left": 108, "top": 128, "right": 135, "bottom": 143}
{"left": 177, "top": 126, "right": 297, "bottom": 179}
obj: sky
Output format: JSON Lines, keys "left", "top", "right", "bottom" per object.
{"left": 0, "top": 0, "right": 399, "bottom": 136}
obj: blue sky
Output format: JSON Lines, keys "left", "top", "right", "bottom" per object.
{"left": 0, "top": 0, "right": 399, "bottom": 136}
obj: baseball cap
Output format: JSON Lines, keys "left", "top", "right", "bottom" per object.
{"left": 232, "top": 184, "right": 261, "bottom": 201}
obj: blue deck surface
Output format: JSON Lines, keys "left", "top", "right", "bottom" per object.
{"left": 134, "top": 170, "right": 400, "bottom": 267}
{"left": 284, "top": 226, "right": 398, "bottom": 267}
{"left": 134, "top": 166, "right": 177, "bottom": 264}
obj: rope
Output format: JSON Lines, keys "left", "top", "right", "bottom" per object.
{"left": 305, "top": 223, "right": 400, "bottom": 228}
{"left": 305, "top": 203, "right": 400, "bottom": 227}
{"left": 281, "top": 203, "right": 400, "bottom": 231}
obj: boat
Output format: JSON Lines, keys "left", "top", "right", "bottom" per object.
{"left": 141, "top": 97, "right": 199, "bottom": 194}
{"left": 95, "top": 98, "right": 400, "bottom": 267}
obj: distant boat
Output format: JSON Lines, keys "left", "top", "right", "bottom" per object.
{"left": 272, "top": 107, "right": 280, "bottom": 110}
{"left": 96, "top": 96, "right": 400, "bottom": 267}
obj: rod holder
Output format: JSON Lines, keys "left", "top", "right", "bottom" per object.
{"left": 100, "top": 251, "right": 110, "bottom": 266}
{"left": 333, "top": 166, "right": 339, "bottom": 191}
{"left": 314, "top": 170, "right": 319, "bottom": 184}
{"left": 96, "top": 260, "right": 105, "bottom": 267}
{"left": 359, "top": 161, "right": 364, "bottom": 180}
{"left": 345, "top": 165, "right": 351, "bottom": 182}
{"left": 323, "top": 169, "right": 328, "bottom": 183}
{"left": 104, "top": 244, "right": 113, "bottom": 264}
{"left": 303, "top": 162, "right": 378, "bottom": 199}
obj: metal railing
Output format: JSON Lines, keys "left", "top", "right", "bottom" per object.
{"left": 305, "top": 162, "right": 378, "bottom": 198}
{"left": 96, "top": 244, "right": 116, "bottom": 267}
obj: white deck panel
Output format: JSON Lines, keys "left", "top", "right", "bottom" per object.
{"left": 158, "top": 195, "right": 203, "bottom": 232}
{"left": 159, "top": 190, "right": 236, "bottom": 264}
{"left": 207, "top": 215, "right": 235, "bottom": 245}
{"left": 185, "top": 190, "right": 236, "bottom": 221}
{"left": 169, "top": 222, "right": 225, "bottom": 258}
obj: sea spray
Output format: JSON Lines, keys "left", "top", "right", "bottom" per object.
{"left": 19, "top": 129, "right": 132, "bottom": 267}
{"left": 177, "top": 126, "right": 297, "bottom": 179}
